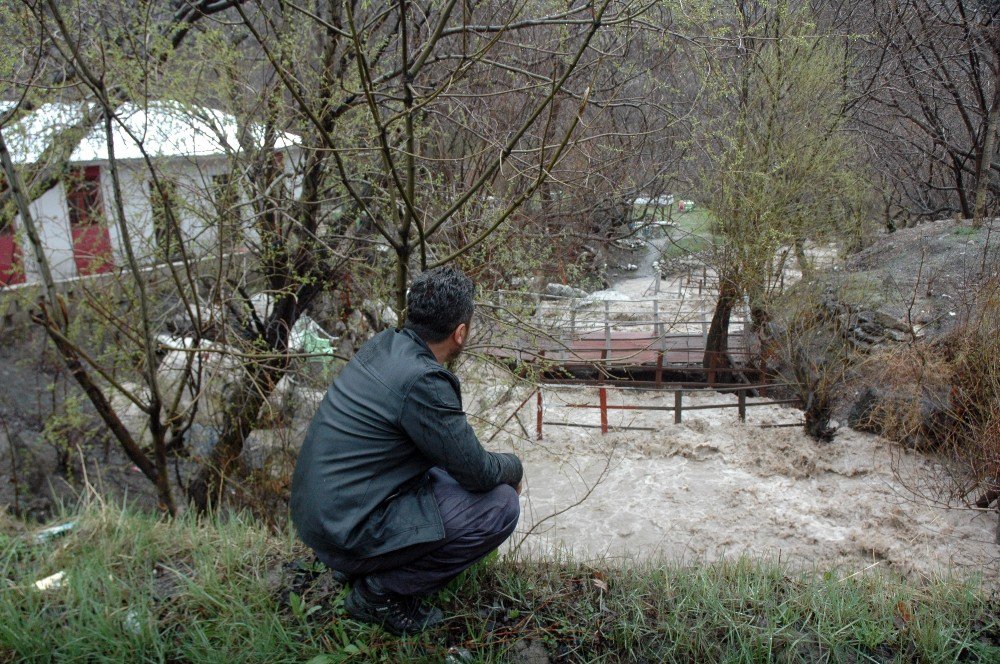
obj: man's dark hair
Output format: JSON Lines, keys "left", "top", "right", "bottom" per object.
{"left": 405, "top": 266, "right": 475, "bottom": 343}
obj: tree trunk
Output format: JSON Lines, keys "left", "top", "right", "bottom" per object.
{"left": 803, "top": 392, "right": 835, "bottom": 442}
{"left": 703, "top": 278, "right": 738, "bottom": 384}
{"left": 793, "top": 237, "right": 811, "bottom": 276}
{"left": 186, "top": 361, "right": 282, "bottom": 512}
{"left": 395, "top": 244, "right": 410, "bottom": 326}
{"left": 974, "top": 81, "right": 1000, "bottom": 229}
{"left": 187, "top": 279, "right": 324, "bottom": 513}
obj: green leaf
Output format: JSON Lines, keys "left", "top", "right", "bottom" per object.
{"left": 304, "top": 656, "right": 335, "bottom": 664}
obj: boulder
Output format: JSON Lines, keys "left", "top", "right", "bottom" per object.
{"left": 544, "top": 283, "right": 589, "bottom": 299}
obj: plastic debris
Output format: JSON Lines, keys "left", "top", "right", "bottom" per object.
{"left": 289, "top": 316, "right": 338, "bottom": 356}
{"left": 34, "top": 571, "right": 66, "bottom": 591}
{"left": 33, "top": 521, "right": 76, "bottom": 543}
{"left": 123, "top": 609, "right": 142, "bottom": 635}
{"left": 445, "top": 647, "right": 474, "bottom": 663}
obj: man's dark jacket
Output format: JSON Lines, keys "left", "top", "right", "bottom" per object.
{"left": 290, "top": 328, "right": 523, "bottom": 558}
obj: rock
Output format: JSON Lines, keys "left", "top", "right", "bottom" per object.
{"left": 240, "top": 429, "right": 297, "bottom": 478}
{"left": 655, "top": 255, "right": 704, "bottom": 278}
{"left": 544, "top": 283, "right": 589, "bottom": 299}
{"left": 822, "top": 297, "right": 918, "bottom": 349}
{"left": 156, "top": 338, "right": 244, "bottom": 426}
{"left": 360, "top": 299, "right": 398, "bottom": 329}
{"left": 847, "top": 386, "right": 951, "bottom": 448}
{"left": 445, "top": 648, "right": 474, "bottom": 663}
{"left": 613, "top": 237, "right": 644, "bottom": 250}
{"left": 184, "top": 423, "right": 220, "bottom": 459}
{"left": 511, "top": 639, "right": 550, "bottom": 664}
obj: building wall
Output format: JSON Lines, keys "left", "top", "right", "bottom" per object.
{"left": 107, "top": 155, "right": 244, "bottom": 262}
{"left": 19, "top": 183, "right": 78, "bottom": 283}
{"left": 13, "top": 147, "right": 299, "bottom": 287}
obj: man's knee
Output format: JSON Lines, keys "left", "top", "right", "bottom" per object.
{"left": 493, "top": 483, "right": 520, "bottom": 537}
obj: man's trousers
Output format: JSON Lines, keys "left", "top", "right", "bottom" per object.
{"left": 313, "top": 467, "right": 520, "bottom": 597}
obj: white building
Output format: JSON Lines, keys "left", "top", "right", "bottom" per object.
{"left": 0, "top": 100, "right": 298, "bottom": 286}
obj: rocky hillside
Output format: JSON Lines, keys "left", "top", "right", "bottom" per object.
{"left": 835, "top": 218, "right": 997, "bottom": 342}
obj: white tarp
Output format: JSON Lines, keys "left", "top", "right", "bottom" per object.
{"left": 3, "top": 100, "right": 298, "bottom": 164}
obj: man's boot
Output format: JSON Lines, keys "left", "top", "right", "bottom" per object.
{"left": 343, "top": 578, "right": 444, "bottom": 636}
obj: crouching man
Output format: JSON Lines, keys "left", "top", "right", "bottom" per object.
{"left": 290, "top": 266, "right": 523, "bottom": 635}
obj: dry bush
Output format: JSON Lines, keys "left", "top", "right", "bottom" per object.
{"left": 941, "top": 281, "right": 1000, "bottom": 502}
{"left": 860, "top": 278, "right": 1000, "bottom": 508}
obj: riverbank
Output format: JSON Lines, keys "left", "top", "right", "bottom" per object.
{"left": 2, "top": 501, "right": 998, "bottom": 662}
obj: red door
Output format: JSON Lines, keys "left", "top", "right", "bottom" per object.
{"left": 0, "top": 175, "right": 25, "bottom": 286}
{"left": 0, "top": 223, "right": 25, "bottom": 286}
{"left": 66, "top": 166, "right": 114, "bottom": 276}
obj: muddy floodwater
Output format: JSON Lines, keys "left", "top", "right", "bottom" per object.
{"left": 490, "top": 387, "right": 997, "bottom": 583}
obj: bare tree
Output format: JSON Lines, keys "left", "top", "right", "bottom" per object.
{"left": 2, "top": 0, "right": 671, "bottom": 513}
{"left": 854, "top": 0, "right": 1000, "bottom": 223}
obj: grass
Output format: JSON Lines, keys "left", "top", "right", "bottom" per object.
{"left": 660, "top": 207, "right": 716, "bottom": 261}
{"left": 2, "top": 501, "right": 999, "bottom": 663}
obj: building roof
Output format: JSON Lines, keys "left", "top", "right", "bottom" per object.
{"left": 2, "top": 100, "right": 298, "bottom": 165}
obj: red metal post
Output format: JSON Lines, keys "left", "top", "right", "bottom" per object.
{"left": 599, "top": 386, "right": 608, "bottom": 434}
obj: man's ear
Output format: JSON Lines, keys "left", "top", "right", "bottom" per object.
{"left": 453, "top": 322, "right": 468, "bottom": 346}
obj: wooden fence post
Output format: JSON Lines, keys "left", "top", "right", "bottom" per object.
{"left": 603, "top": 300, "right": 611, "bottom": 367}
{"left": 674, "top": 390, "right": 682, "bottom": 423}
{"left": 738, "top": 389, "right": 746, "bottom": 422}
{"left": 536, "top": 388, "right": 543, "bottom": 441}
{"left": 603, "top": 300, "right": 611, "bottom": 342}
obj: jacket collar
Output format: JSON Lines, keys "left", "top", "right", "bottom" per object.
{"left": 397, "top": 327, "right": 439, "bottom": 364}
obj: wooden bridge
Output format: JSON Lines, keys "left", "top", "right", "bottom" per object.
{"left": 480, "top": 290, "right": 762, "bottom": 387}
{"left": 478, "top": 288, "right": 802, "bottom": 438}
